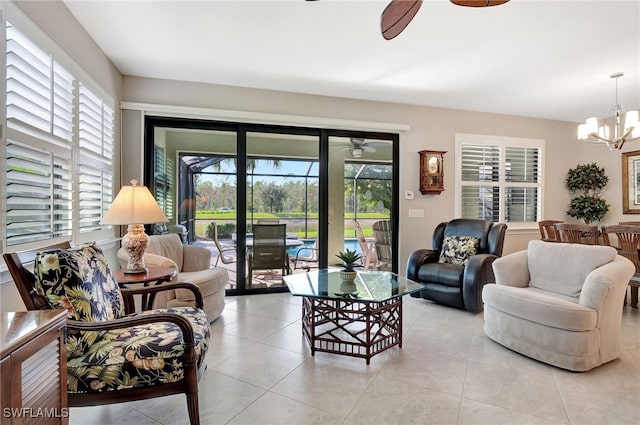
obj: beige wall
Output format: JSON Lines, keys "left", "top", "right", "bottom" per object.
{"left": 1, "top": 1, "right": 124, "bottom": 312}
{"left": 121, "top": 76, "right": 610, "bottom": 267}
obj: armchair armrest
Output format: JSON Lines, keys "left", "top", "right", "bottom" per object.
{"left": 491, "top": 250, "right": 530, "bottom": 288}
{"left": 67, "top": 312, "right": 196, "bottom": 355}
{"left": 579, "top": 256, "right": 634, "bottom": 312}
{"left": 143, "top": 252, "right": 179, "bottom": 270}
{"left": 182, "top": 245, "right": 212, "bottom": 271}
{"left": 406, "top": 249, "right": 439, "bottom": 281}
{"left": 463, "top": 253, "right": 500, "bottom": 313}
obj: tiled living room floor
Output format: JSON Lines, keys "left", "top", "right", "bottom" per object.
{"left": 70, "top": 293, "right": 640, "bottom": 425}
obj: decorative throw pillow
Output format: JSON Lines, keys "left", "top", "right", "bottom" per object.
{"left": 438, "top": 235, "right": 480, "bottom": 266}
{"left": 34, "top": 242, "right": 125, "bottom": 321}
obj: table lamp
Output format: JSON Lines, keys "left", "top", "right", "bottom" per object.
{"left": 101, "top": 179, "right": 168, "bottom": 274}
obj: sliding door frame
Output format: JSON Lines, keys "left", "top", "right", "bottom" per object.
{"left": 144, "top": 116, "right": 399, "bottom": 295}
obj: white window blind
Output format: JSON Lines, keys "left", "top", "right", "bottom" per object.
{"left": 78, "top": 84, "right": 114, "bottom": 233}
{"left": 6, "top": 140, "right": 73, "bottom": 246}
{"left": 456, "top": 134, "right": 544, "bottom": 226}
{"left": 3, "top": 15, "right": 115, "bottom": 250}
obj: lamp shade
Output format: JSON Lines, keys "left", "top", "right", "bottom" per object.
{"left": 101, "top": 180, "right": 168, "bottom": 225}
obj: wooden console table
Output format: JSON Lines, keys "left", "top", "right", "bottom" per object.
{"left": 1, "top": 310, "right": 68, "bottom": 425}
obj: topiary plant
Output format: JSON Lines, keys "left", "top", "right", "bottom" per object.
{"left": 566, "top": 163, "right": 610, "bottom": 224}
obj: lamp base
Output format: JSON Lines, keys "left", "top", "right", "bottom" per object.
{"left": 122, "top": 223, "right": 150, "bottom": 274}
{"left": 123, "top": 267, "right": 148, "bottom": 275}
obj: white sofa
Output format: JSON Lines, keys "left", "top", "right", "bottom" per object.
{"left": 118, "top": 233, "right": 228, "bottom": 322}
{"left": 482, "top": 239, "right": 634, "bottom": 371}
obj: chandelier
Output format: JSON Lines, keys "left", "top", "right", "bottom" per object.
{"left": 577, "top": 72, "right": 640, "bottom": 150}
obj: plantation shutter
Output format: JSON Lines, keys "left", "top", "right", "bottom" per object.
{"left": 78, "top": 84, "right": 114, "bottom": 233}
{"left": 6, "top": 140, "right": 73, "bottom": 246}
{"left": 460, "top": 144, "right": 501, "bottom": 221}
{"left": 505, "top": 147, "right": 540, "bottom": 222}
{"left": 5, "top": 22, "right": 74, "bottom": 246}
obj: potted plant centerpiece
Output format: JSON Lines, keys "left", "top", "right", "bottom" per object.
{"left": 336, "top": 249, "right": 361, "bottom": 285}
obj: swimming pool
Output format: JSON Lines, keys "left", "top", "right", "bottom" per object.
{"left": 289, "top": 239, "right": 361, "bottom": 256}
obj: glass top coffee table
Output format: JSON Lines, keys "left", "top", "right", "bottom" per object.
{"left": 283, "top": 269, "right": 425, "bottom": 364}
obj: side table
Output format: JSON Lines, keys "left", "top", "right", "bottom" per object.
{"left": 113, "top": 267, "right": 177, "bottom": 313}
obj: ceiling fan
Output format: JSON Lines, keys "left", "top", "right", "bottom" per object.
{"left": 381, "top": 0, "right": 510, "bottom": 40}
{"left": 340, "top": 138, "right": 388, "bottom": 158}
{"left": 306, "top": 0, "right": 510, "bottom": 40}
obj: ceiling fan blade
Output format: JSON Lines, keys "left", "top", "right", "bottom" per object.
{"left": 381, "top": 0, "right": 423, "bottom": 41}
{"left": 450, "top": 0, "right": 510, "bottom": 7}
{"left": 362, "top": 145, "right": 377, "bottom": 153}
{"left": 366, "top": 141, "right": 390, "bottom": 147}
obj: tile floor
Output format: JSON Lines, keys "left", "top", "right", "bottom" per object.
{"left": 70, "top": 293, "right": 640, "bottom": 425}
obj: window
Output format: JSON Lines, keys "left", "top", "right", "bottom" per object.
{"left": 3, "top": 11, "right": 114, "bottom": 251}
{"left": 455, "top": 134, "right": 544, "bottom": 226}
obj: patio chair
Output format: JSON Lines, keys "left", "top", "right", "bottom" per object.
{"left": 212, "top": 221, "right": 237, "bottom": 267}
{"left": 3, "top": 242, "right": 210, "bottom": 425}
{"left": 352, "top": 219, "right": 376, "bottom": 270}
{"left": 248, "top": 224, "right": 288, "bottom": 285}
{"left": 372, "top": 220, "right": 392, "bottom": 270}
{"left": 256, "top": 219, "right": 280, "bottom": 224}
{"left": 291, "top": 240, "right": 319, "bottom": 271}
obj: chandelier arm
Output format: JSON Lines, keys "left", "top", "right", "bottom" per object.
{"left": 588, "top": 132, "right": 613, "bottom": 143}
{"left": 617, "top": 127, "right": 634, "bottom": 142}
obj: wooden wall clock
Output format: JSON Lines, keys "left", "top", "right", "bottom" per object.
{"left": 419, "top": 150, "right": 446, "bottom": 194}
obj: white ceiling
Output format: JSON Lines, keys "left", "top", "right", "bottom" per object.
{"left": 62, "top": 0, "right": 640, "bottom": 123}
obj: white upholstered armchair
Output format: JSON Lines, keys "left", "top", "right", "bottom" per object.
{"left": 482, "top": 240, "right": 634, "bottom": 371}
{"left": 118, "top": 233, "right": 228, "bottom": 322}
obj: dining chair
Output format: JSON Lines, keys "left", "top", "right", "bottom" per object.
{"left": 372, "top": 220, "right": 392, "bottom": 270}
{"left": 602, "top": 225, "right": 640, "bottom": 308}
{"left": 3, "top": 242, "right": 210, "bottom": 425}
{"left": 555, "top": 223, "right": 599, "bottom": 245}
{"left": 352, "top": 219, "right": 376, "bottom": 270}
{"left": 538, "top": 220, "right": 563, "bottom": 241}
{"left": 619, "top": 221, "right": 640, "bottom": 226}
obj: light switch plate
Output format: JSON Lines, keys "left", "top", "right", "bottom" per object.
{"left": 404, "top": 190, "right": 414, "bottom": 200}
{"left": 408, "top": 209, "right": 424, "bottom": 218}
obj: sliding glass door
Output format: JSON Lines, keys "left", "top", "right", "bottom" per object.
{"left": 145, "top": 117, "right": 398, "bottom": 295}
{"left": 244, "top": 131, "right": 320, "bottom": 292}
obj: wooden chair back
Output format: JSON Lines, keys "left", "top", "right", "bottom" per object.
{"left": 555, "top": 223, "right": 599, "bottom": 245}
{"left": 601, "top": 225, "right": 640, "bottom": 271}
{"left": 352, "top": 219, "right": 376, "bottom": 270}
{"left": 538, "top": 220, "right": 562, "bottom": 241}
{"left": 372, "top": 220, "right": 392, "bottom": 270}
{"left": 3, "top": 242, "right": 72, "bottom": 310}
{"left": 619, "top": 221, "right": 640, "bottom": 226}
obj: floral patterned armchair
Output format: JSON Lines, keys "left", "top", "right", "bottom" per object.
{"left": 3, "top": 242, "right": 210, "bottom": 425}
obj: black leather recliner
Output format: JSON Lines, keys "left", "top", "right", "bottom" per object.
{"left": 407, "top": 218, "right": 507, "bottom": 313}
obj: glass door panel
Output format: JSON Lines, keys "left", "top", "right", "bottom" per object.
{"left": 328, "top": 136, "right": 394, "bottom": 271}
{"left": 245, "top": 131, "right": 319, "bottom": 291}
{"left": 151, "top": 127, "right": 239, "bottom": 290}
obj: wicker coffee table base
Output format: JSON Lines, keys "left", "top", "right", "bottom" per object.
{"left": 301, "top": 296, "right": 403, "bottom": 364}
